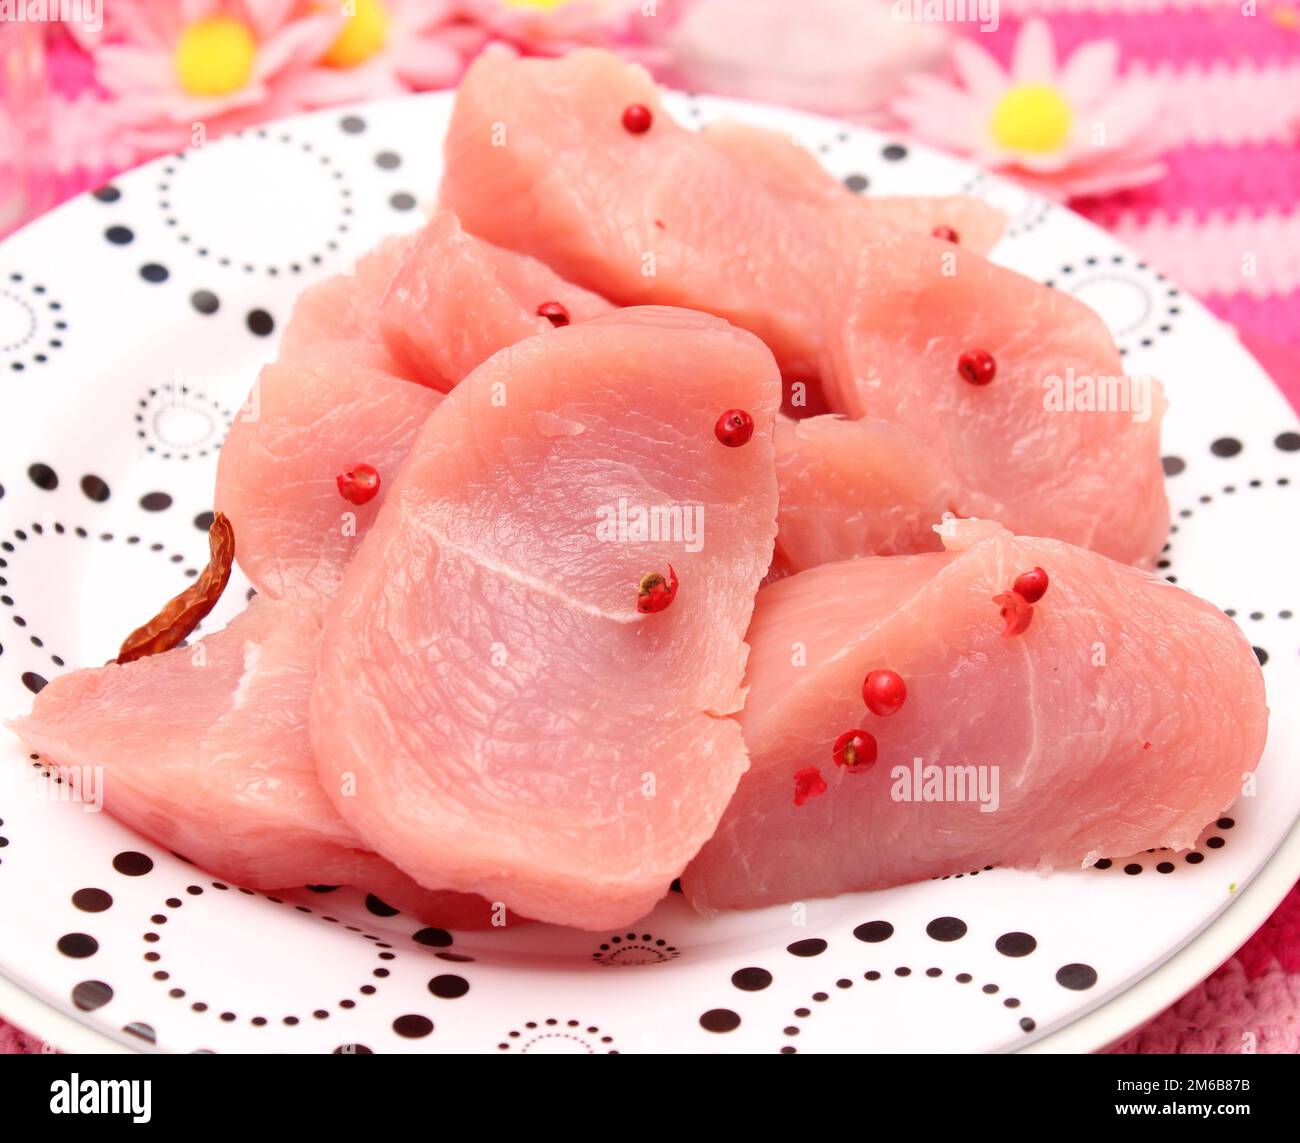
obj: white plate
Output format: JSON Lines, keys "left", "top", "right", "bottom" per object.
{"left": 0, "top": 91, "right": 1296, "bottom": 1055}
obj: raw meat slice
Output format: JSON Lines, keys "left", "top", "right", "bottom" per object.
{"left": 311, "top": 307, "right": 781, "bottom": 930}
{"left": 6, "top": 597, "right": 501, "bottom": 927}
{"left": 215, "top": 341, "right": 441, "bottom": 603}
{"left": 379, "top": 209, "right": 614, "bottom": 391}
{"left": 701, "top": 119, "right": 1005, "bottom": 254}
{"left": 441, "top": 48, "right": 1002, "bottom": 380}
{"left": 774, "top": 415, "right": 952, "bottom": 573}
{"left": 682, "top": 519, "right": 1268, "bottom": 913}
{"left": 820, "top": 229, "right": 1170, "bottom": 567}
{"left": 280, "top": 233, "right": 416, "bottom": 371}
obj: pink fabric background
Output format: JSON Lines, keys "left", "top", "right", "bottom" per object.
{"left": 1, "top": 5, "right": 1297, "bottom": 1054}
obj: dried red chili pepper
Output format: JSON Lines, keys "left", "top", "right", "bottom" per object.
{"left": 636, "top": 565, "right": 678, "bottom": 614}
{"left": 116, "top": 512, "right": 235, "bottom": 664}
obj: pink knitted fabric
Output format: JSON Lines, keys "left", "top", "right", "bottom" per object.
{"left": 1, "top": 8, "right": 1296, "bottom": 1056}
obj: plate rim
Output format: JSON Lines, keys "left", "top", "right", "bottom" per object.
{"left": 1, "top": 88, "right": 1295, "bottom": 1056}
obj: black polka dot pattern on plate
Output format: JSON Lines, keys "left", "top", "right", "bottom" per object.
{"left": 2, "top": 518, "right": 199, "bottom": 671}
{"left": 777, "top": 963, "right": 1035, "bottom": 1053}
{"left": 700, "top": 1008, "right": 741, "bottom": 1033}
{"left": 1056, "top": 963, "right": 1098, "bottom": 991}
{"left": 1043, "top": 252, "right": 1180, "bottom": 352}
{"left": 155, "top": 135, "right": 354, "bottom": 275}
{"left": 786, "top": 938, "right": 827, "bottom": 957}
{"left": 926, "top": 916, "right": 968, "bottom": 942}
{"left": 72, "top": 980, "right": 114, "bottom": 1012}
{"left": 1, "top": 273, "right": 67, "bottom": 372}
{"left": 591, "top": 931, "right": 679, "bottom": 966}
{"left": 135, "top": 381, "right": 233, "bottom": 460}
{"left": 731, "top": 967, "right": 772, "bottom": 991}
{"left": 72, "top": 887, "right": 113, "bottom": 913}
{"left": 498, "top": 1019, "right": 616, "bottom": 1053}
{"left": 58, "top": 932, "right": 99, "bottom": 958}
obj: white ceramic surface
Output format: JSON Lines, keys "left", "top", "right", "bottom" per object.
{"left": 0, "top": 91, "right": 1295, "bottom": 1054}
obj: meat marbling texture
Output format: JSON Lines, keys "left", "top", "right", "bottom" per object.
{"left": 7, "top": 597, "right": 504, "bottom": 927}
{"left": 683, "top": 519, "right": 1267, "bottom": 914}
{"left": 310, "top": 307, "right": 781, "bottom": 930}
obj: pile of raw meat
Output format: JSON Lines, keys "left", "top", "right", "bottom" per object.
{"left": 11, "top": 50, "right": 1267, "bottom": 932}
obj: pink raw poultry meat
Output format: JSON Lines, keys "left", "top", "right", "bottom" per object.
{"left": 682, "top": 519, "right": 1268, "bottom": 914}
{"left": 217, "top": 212, "right": 616, "bottom": 603}
{"left": 311, "top": 307, "right": 780, "bottom": 930}
{"left": 820, "top": 230, "right": 1170, "bottom": 567}
{"left": 379, "top": 209, "right": 614, "bottom": 391}
{"left": 441, "top": 48, "right": 1003, "bottom": 381}
{"left": 700, "top": 119, "right": 1005, "bottom": 254}
{"left": 279, "top": 233, "right": 416, "bottom": 371}
{"left": 7, "top": 597, "right": 502, "bottom": 928}
{"left": 215, "top": 341, "right": 441, "bottom": 603}
{"left": 773, "top": 415, "right": 953, "bottom": 574}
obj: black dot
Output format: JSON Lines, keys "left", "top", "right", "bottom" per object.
{"left": 92, "top": 185, "right": 121, "bottom": 203}
{"left": 1210, "top": 437, "right": 1242, "bottom": 457}
{"left": 428, "top": 974, "right": 469, "bottom": 999}
{"left": 105, "top": 225, "right": 134, "bottom": 245}
{"left": 1157, "top": 861, "right": 1175, "bottom": 873}
{"left": 411, "top": 926, "right": 452, "bottom": 947}
{"left": 995, "top": 932, "right": 1037, "bottom": 957}
{"left": 1186, "top": 851, "right": 1204, "bottom": 864}
{"left": 1252, "top": 646, "right": 1268, "bottom": 666}
{"left": 786, "top": 938, "right": 827, "bottom": 957}
{"left": 1162, "top": 455, "right": 1185, "bottom": 476}
{"left": 139, "top": 263, "right": 169, "bottom": 283}
{"left": 926, "top": 916, "right": 968, "bottom": 942}
{"left": 193, "top": 511, "right": 215, "bottom": 532}
{"left": 731, "top": 967, "right": 772, "bottom": 991}
{"left": 21, "top": 671, "right": 47, "bottom": 694}
{"left": 881, "top": 143, "right": 907, "bottom": 161}
{"left": 389, "top": 192, "right": 416, "bottom": 211}
{"left": 1206, "top": 836, "right": 1225, "bottom": 849}
{"left": 1124, "top": 863, "right": 1143, "bottom": 875}
{"left": 700, "top": 1008, "right": 740, "bottom": 1032}
{"left": 1056, "top": 963, "right": 1098, "bottom": 990}
{"left": 112, "top": 851, "right": 154, "bottom": 876}
{"left": 853, "top": 920, "right": 894, "bottom": 943}
{"left": 1276, "top": 431, "right": 1300, "bottom": 452}
{"left": 246, "top": 309, "right": 274, "bottom": 336}
{"left": 72, "top": 980, "right": 113, "bottom": 1011}
{"left": 79, "top": 474, "right": 110, "bottom": 502}
{"left": 139, "top": 491, "right": 172, "bottom": 512}
{"left": 365, "top": 893, "right": 399, "bottom": 917}
{"left": 844, "top": 173, "right": 869, "bottom": 193}
{"left": 1217, "top": 817, "right": 1235, "bottom": 830}
{"left": 340, "top": 115, "right": 366, "bottom": 134}
{"left": 375, "top": 151, "right": 401, "bottom": 169}
{"left": 27, "top": 463, "right": 58, "bottom": 490}
{"left": 894, "top": 966, "right": 911, "bottom": 976}
{"left": 123, "top": 1022, "right": 155, "bottom": 1043}
{"left": 72, "top": 888, "right": 113, "bottom": 912}
{"left": 392, "top": 1014, "right": 433, "bottom": 1038}
{"left": 58, "top": 932, "right": 99, "bottom": 958}
{"left": 190, "top": 290, "right": 219, "bottom": 315}
{"left": 1020, "top": 1017, "right": 1036, "bottom": 1033}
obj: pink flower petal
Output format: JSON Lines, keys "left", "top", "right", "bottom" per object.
{"left": 239, "top": 0, "right": 299, "bottom": 41}
{"left": 1010, "top": 18, "right": 1057, "bottom": 85}
{"left": 950, "top": 36, "right": 1009, "bottom": 102}
{"left": 1057, "top": 40, "right": 1119, "bottom": 110}
{"left": 250, "top": 14, "right": 344, "bottom": 84}
{"left": 279, "top": 63, "right": 404, "bottom": 109}
{"left": 94, "top": 45, "right": 177, "bottom": 97}
{"left": 389, "top": 36, "right": 469, "bottom": 90}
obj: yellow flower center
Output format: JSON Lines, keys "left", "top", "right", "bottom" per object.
{"left": 990, "top": 84, "right": 1073, "bottom": 154}
{"left": 323, "top": 0, "right": 390, "bottom": 69}
{"left": 174, "top": 18, "right": 257, "bottom": 97}
{"left": 503, "top": 0, "right": 573, "bottom": 9}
